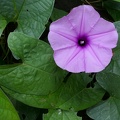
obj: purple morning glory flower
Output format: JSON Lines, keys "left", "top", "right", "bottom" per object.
{"left": 48, "top": 5, "right": 118, "bottom": 73}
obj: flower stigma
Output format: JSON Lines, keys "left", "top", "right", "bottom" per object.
{"left": 78, "top": 39, "right": 86, "bottom": 46}
{"left": 78, "top": 37, "right": 88, "bottom": 47}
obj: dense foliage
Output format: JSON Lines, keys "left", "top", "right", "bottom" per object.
{"left": 0, "top": 0, "right": 120, "bottom": 120}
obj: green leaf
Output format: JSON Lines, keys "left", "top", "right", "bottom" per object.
{"left": 114, "top": 0, "right": 120, "bottom": 2}
{"left": 87, "top": 72, "right": 120, "bottom": 120}
{"left": 0, "top": 89, "right": 20, "bottom": 120}
{"left": 97, "top": 73, "right": 120, "bottom": 98}
{"left": 0, "top": 0, "right": 54, "bottom": 38}
{"left": 103, "top": 0, "right": 120, "bottom": 21}
{"left": 87, "top": 97, "right": 120, "bottom": 120}
{"left": 0, "top": 15, "right": 7, "bottom": 36}
{"left": 50, "top": 8, "right": 67, "bottom": 21}
{"left": 43, "top": 109, "right": 82, "bottom": 120}
{"left": 52, "top": 74, "right": 105, "bottom": 111}
{"left": 1, "top": 87, "right": 54, "bottom": 109}
{"left": 114, "top": 21, "right": 120, "bottom": 51}
{"left": 1, "top": 74, "right": 104, "bottom": 110}
{"left": 0, "top": 32, "right": 67, "bottom": 96}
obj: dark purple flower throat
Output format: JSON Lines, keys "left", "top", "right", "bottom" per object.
{"left": 78, "top": 36, "right": 88, "bottom": 47}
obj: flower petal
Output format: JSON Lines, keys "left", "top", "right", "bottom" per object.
{"left": 67, "top": 5, "right": 100, "bottom": 36}
{"left": 49, "top": 16, "right": 78, "bottom": 39}
{"left": 87, "top": 18, "right": 118, "bottom": 48}
{"left": 88, "top": 31, "right": 118, "bottom": 48}
{"left": 48, "top": 31, "right": 76, "bottom": 51}
{"left": 84, "top": 44, "right": 112, "bottom": 73}
{"left": 54, "top": 46, "right": 85, "bottom": 73}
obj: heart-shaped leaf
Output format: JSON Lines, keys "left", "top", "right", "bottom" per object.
{"left": 0, "top": 32, "right": 67, "bottom": 96}
{"left": 0, "top": 0, "right": 54, "bottom": 38}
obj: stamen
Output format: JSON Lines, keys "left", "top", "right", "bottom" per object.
{"left": 79, "top": 40, "right": 85, "bottom": 45}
